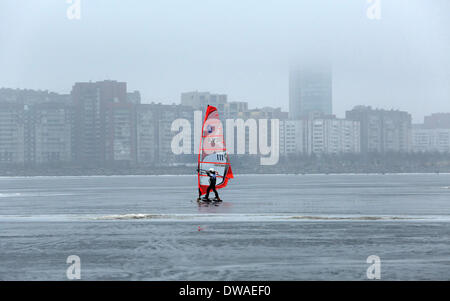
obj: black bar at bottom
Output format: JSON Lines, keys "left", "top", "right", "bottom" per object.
{"left": 0, "top": 281, "right": 447, "bottom": 299}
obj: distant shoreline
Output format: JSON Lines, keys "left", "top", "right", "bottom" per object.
{"left": 0, "top": 171, "right": 449, "bottom": 178}
{"left": 2, "top": 152, "right": 450, "bottom": 177}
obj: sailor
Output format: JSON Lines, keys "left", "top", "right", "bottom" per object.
{"left": 197, "top": 167, "right": 221, "bottom": 202}
{"left": 205, "top": 168, "right": 221, "bottom": 201}
{"left": 196, "top": 166, "right": 222, "bottom": 201}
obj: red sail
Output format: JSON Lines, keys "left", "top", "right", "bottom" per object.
{"left": 197, "top": 105, "right": 233, "bottom": 196}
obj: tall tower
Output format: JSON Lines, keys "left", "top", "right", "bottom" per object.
{"left": 289, "top": 62, "right": 332, "bottom": 119}
{"left": 71, "top": 80, "right": 136, "bottom": 166}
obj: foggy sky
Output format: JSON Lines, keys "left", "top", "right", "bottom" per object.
{"left": 0, "top": 0, "right": 449, "bottom": 122}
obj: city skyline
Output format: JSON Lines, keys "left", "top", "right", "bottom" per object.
{"left": 2, "top": 79, "right": 450, "bottom": 175}
{"left": 0, "top": 80, "right": 447, "bottom": 125}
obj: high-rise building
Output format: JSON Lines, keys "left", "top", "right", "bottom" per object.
{"left": 0, "top": 103, "right": 26, "bottom": 164}
{"left": 181, "top": 91, "right": 227, "bottom": 111}
{"left": 136, "top": 105, "right": 158, "bottom": 164}
{"left": 0, "top": 90, "right": 72, "bottom": 165}
{"left": 412, "top": 125, "right": 450, "bottom": 153}
{"left": 289, "top": 62, "right": 332, "bottom": 119}
{"left": 308, "top": 118, "right": 360, "bottom": 155}
{"left": 346, "top": 106, "right": 412, "bottom": 153}
{"left": 0, "top": 88, "right": 69, "bottom": 105}
{"left": 241, "top": 107, "right": 289, "bottom": 120}
{"left": 279, "top": 117, "right": 360, "bottom": 156}
{"left": 279, "top": 120, "right": 306, "bottom": 155}
{"left": 71, "top": 80, "right": 136, "bottom": 166}
{"left": 127, "top": 91, "right": 142, "bottom": 105}
{"left": 424, "top": 113, "right": 450, "bottom": 129}
{"left": 104, "top": 102, "right": 137, "bottom": 164}
{"left": 222, "top": 101, "right": 249, "bottom": 119}
{"left": 411, "top": 113, "right": 450, "bottom": 153}
{"left": 31, "top": 102, "right": 72, "bottom": 164}
{"left": 136, "top": 103, "right": 194, "bottom": 165}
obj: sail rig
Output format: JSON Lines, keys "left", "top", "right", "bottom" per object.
{"left": 197, "top": 105, "right": 233, "bottom": 196}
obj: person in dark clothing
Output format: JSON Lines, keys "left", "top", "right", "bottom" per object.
{"left": 205, "top": 167, "right": 220, "bottom": 201}
{"left": 197, "top": 167, "right": 221, "bottom": 201}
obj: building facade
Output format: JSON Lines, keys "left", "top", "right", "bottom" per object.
{"left": 412, "top": 126, "right": 450, "bottom": 153}
{"left": 279, "top": 118, "right": 360, "bottom": 156}
{"left": 181, "top": 91, "right": 227, "bottom": 111}
{"left": 308, "top": 118, "right": 360, "bottom": 154}
{"left": 424, "top": 113, "right": 450, "bottom": 129}
{"left": 32, "top": 102, "right": 72, "bottom": 164}
{"left": 279, "top": 120, "right": 306, "bottom": 155}
{"left": 346, "top": 106, "right": 412, "bottom": 153}
{"left": 71, "top": 80, "right": 137, "bottom": 166}
{"left": 104, "top": 102, "right": 136, "bottom": 164}
{"left": 289, "top": 63, "right": 332, "bottom": 119}
{"left": 412, "top": 113, "right": 450, "bottom": 153}
{"left": 0, "top": 103, "right": 26, "bottom": 164}
{"left": 0, "top": 90, "right": 72, "bottom": 165}
{"left": 222, "top": 101, "right": 249, "bottom": 119}
{"left": 136, "top": 103, "right": 194, "bottom": 165}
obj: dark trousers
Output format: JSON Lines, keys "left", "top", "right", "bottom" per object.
{"left": 206, "top": 185, "right": 219, "bottom": 199}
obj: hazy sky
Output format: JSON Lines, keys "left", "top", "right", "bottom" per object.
{"left": 0, "top": 0, "right": 449, "bottom": 122}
